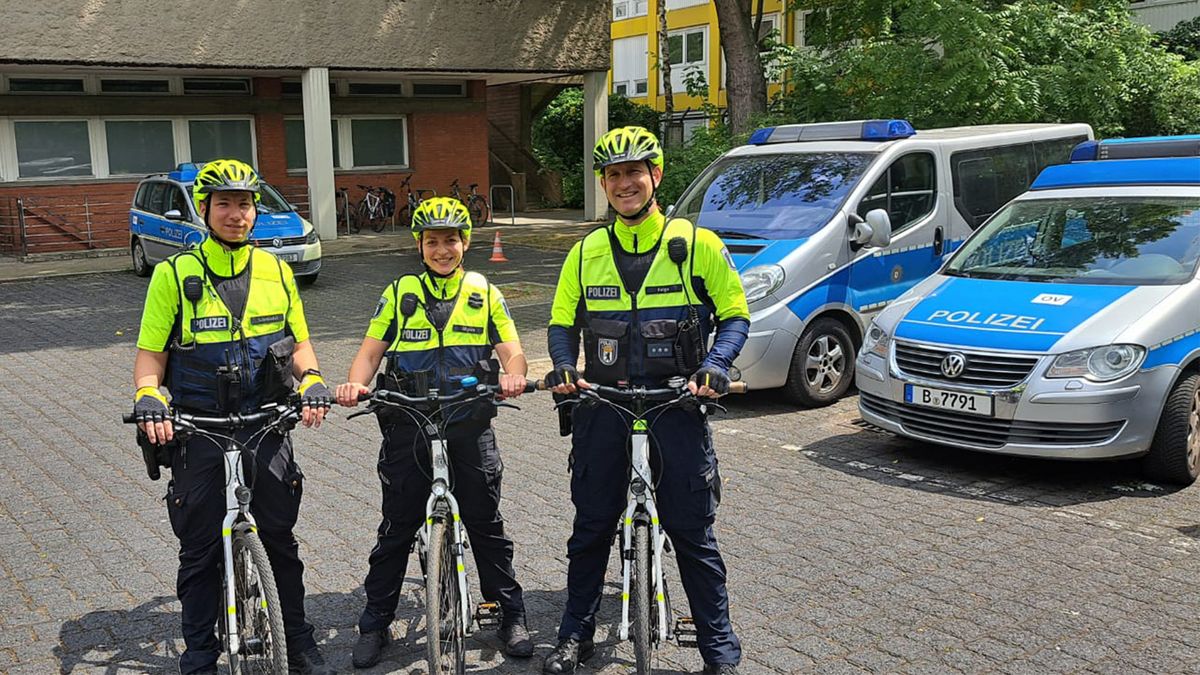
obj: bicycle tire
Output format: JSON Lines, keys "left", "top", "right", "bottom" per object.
{"left": 468, "top": 196, "right": 490, "bottom": 227}
{"left": 228, "top": 528, "right": 288, "bottom": 674}
{"left": 356, "top": 201, "right": 373, "bottom": 235}
{"left": 632, "top": 520, "right": 654, "bottom": 674}
{"left": 371, "top": 201, "right": 389, "bottom": 232}
{"left": 425, "top": 516, "right": 466, "bottom": 675}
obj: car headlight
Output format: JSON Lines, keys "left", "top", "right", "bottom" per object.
{"left": 740, "top": 265, "right": 785, "bottom": 304}
{"left": 304, "top": 227, "right": 319, "bottom": 245}
{"left": 861, "top": 322, "right": 892, "bottom": 359}
{"left": 1045, "top": 345, "right": 1145, "bottom": 382}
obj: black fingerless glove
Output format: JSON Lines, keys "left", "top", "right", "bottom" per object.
{"left": 690, "top": 366, "right": 731, "bottom": 395}
{"left": 134, "top": 386, "right": 170, "bottom": 423}
{"left": 544, "top": 364, "right": 580, "bottom": 389}
{"left": 299, "top": 377, "right": 333, "bottom": 409}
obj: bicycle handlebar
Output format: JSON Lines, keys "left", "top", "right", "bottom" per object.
{"left": 581, "top": 380, "right": 748, "bottom": 401}
{"left": 122, "top": 401, "right": 303, "bottom": 430}
{"left": 356, "top": 378, "right": 545, "bottom": 406}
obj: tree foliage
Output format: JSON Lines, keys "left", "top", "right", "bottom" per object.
{"left": 1158, "top": 16, "right": 1200, "bottom": 61}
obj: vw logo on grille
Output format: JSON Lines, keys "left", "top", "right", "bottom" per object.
{"left": 272, "top": 237, "right": 283, "bottom": 248}
{"left": 940, "top": 352, "right": 967, "bottom": 378}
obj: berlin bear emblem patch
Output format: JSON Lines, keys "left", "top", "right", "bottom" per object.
{"left": 599, "top": 338, "right": 618, "bottom": 366}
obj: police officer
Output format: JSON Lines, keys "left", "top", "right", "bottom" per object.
{"left": 335, "top": 198, "right": 534, "bottom": 668}
{"left": 542, "top": 127, "right": 750, "bottom": 675}
{"left": 132, "top": 159, "right": 334, "bottom": 675}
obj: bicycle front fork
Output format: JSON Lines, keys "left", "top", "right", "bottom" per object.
{"left": 618, "top": 497, "right": 672, "bottom": 643}
{"left": 423, "top": 489, "right": 475, "bottom": 637}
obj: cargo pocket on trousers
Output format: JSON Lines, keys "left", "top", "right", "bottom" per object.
{"left": 687, "top": 464, "right": 720, "bottom": 524}
{"left": 165, "top": 480, "right": 189, "bottom": 539}
{"left": 478, "top": 428, "right": 504, "bottom": 485}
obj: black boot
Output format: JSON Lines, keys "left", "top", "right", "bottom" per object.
{"left": 352, "top": 629, "right": 390, "bottom": 669}
{"left": 289, "top": 646, "right": 334, "bottom": 674}
{"left": 542, "top": 638, "right": 594, "bottom": 674}
{"left": 701, "top": 663, "right": 739, "bottom": 675}
{"left": 498, "top": 620, "right": 533, "bottom": 658}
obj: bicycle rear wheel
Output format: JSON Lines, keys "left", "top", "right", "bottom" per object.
{"left": 631, "top": 520, "right": 654, "bottom": 674}
{"left": 371, "top": 205, "right": 389, "bottom": 232}
{"left": 228, "top": 528, "right": 288, "bottom": 674}
{"left": 425, "top": 516, "right": 466, "bottom": 675}
{"left": 468, "top": 196, "right": 490, "bottom": 227}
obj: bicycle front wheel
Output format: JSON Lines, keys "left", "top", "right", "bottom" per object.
{"left": 631, "top": 520, "right": 654, "bottom": 674}
{"left": 228, "top": 528, "right": 288, "bottom": 674}
{"left": 425, "top": 516, "right": 466, "bottom": 675}
{"left": 469, "top": 196, "right": 490, "bottom": 227}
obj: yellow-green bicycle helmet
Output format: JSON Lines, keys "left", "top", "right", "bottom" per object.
{"left": 593, "top": 126, "right": 664, "bottom": 176}
{"left": 191, "top": 159, "right": 261, "bottom": 214}
{"left": 411, "top": 197, "right": 473, "bottom": 243}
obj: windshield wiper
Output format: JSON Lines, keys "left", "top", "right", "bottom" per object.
{"left": 709, "top": 229, "right": 761, "bottom": 240}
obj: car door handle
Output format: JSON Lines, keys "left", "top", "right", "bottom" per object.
{"left": 933, "top": 227, "right": 944, "bottom": 256}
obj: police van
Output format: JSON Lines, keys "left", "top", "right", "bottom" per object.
{"left": 129, "top": 163, "right": 322, "bottom": 284}
{"left": 855, "top": 135, "right": 1200, "bottom": 484}
{"left": 670, "top": 119, "right": 1092, "bottom": 406}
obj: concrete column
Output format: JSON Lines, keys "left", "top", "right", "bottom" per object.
{"left": 301, "top": 67, "right": 337, "bottom": 241}
{"left": 582, "top": 70, "right": 608, "bottom": 221}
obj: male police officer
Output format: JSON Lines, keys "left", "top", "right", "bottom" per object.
{"left": 132, "top": 159, "right": 334, "bottom": 674}
{"left": 543, "top": 127, "right": 750, "bottom": 675}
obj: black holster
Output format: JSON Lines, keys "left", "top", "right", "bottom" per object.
{"left": 136, "top": 429, "right": 175, "bottom": 481}
{"left": 554, "top": 393, "right": 575, "bottom": 437}
{"left": 674, "top": 315, "right": 706, "bottom": 373}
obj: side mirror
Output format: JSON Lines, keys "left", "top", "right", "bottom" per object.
{"left": 848, "top": 212, "right": 873, "bottom": 247}
{"left": 665, "top": 204, "right": 676, "bottom": 217}
{"left": 163, "top": 209, "right": 185, "bottom": 221}
{"left": 865, "top": 209, "right": 892, "bottom": 248}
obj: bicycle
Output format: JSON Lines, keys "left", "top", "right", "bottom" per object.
{"left": 336, "top": 186, "right": 358, "bottom": 234}
{"left": 565, "top": 378, "right": 747, "bottom": 674}
{"left": 348, "top": 375, "right": 543, "bottom": 674}
{"left": 123, "top": 401, "right": 306, "bottom": 674}
{"left": 395, "top": 174, "right": 438, "bottom": 228}
{"left": 449, "top": 179, "right": 490, "bottom": 227}
{"left": 356, "top": 185, "right": 397, "bottom": 233}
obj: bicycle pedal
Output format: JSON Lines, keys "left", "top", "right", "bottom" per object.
{"left": 475, "top": 601, "right": 502, "bottom": 629}
{"left": 674, "top": 617, "right": 698, "bottom": 648}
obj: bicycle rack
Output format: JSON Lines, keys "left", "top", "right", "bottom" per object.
{"left": 490, "top": 185, "right": 516, "bottom": 227}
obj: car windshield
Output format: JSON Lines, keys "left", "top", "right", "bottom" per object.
{"left": 945, "top": 196, "right": 1200, "bottom": 285}
{"left": 673, "top": 152, "right": 875, "bottom": 240}
{"left": 256, "top": 182, "right": 295, "bottom": 214}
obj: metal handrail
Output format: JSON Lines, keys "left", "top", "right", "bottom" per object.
{"left": 490, "top": 185, "right": 516, "bottom": 227}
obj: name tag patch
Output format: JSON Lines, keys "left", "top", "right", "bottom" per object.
{"left": 645, "top": 284, "right": 682, "bottom": 295}
{"left": 586, "top": 285, "right": 621, "bottom": 300}
{"left": 400, "top": 328, "right": 431, "bottom": 342}
{"left": 453, "top": 324, "right": 484, "bottom": 335}
{"left": 250, "top": 313, "right": 285, "bottom": 326}
{"left": 191, "top": 316, "right": 229, "bottom": 332}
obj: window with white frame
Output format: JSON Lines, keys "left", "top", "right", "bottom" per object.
{"left": 794, "top": 8, "right": 831, "bottom": 48}
{"left": 612, "top": 35, "right": 649, "bottom": 97}
{"left": 8, "top": 78, "right": 86, "bottom": 94}
{"left": 612, "top": 0, "right": 648, "bottom": 20}
{"left": 284, "top": 118, "right": 341, "bottom": 170}
{"left": 14, "top": 121, "right": 93, "bottom": 178}
{"left": 665, "top": 26, "right": 707, "bottom": 93}
{"left": 0, "top": 115, "right": 259, "bottom": 182}
{"left": 106, "top": 120, "right": 175, "bottom": 175}
{"left": 665, "top": 0, "right": 707, "bottom": 9}
{"left": 350, "top": 118, "right": 408, "bottom": 168}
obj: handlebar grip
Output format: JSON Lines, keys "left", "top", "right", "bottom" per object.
{"left": 523, "top": 378, "right": 547, "bottom": 393}
{"left": 728, "top": 381, "right": 749, "bottom": 394}
{"left": 357, "top": 391, "right": 373, "bottom": 402}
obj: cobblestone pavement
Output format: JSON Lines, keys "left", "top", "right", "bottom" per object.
{"left": 2, "top": 243, "right": 1200, "bottom": 674}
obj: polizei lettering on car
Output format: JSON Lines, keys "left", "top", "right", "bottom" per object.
{"left": 925, "top": 310, "right": 1047, "bottom": 331}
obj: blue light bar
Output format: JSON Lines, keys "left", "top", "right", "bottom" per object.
{"left": 1070, "top": 135, "right": 1200, "bottom": 162}
{"left": 1032, "top": 157, "right": 1200, "bottom": 190}
{"left": 747, "top": 119, "right": 915, "bottom": 145}
{"left": 169, "top": 162, "right": 201, "bottom": 182}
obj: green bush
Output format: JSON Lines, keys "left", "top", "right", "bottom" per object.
{"left": 1158, "top": 16, "right": 1200, "bottom": 61}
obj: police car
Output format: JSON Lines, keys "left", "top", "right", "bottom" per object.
{"left": 855, "top": 135, "right": 1200, "bottom": 484}
{"left": 670, "top": 119, "right": 1091, "bottom": 406}
{"left": 129, "top": 163, "right": 322, "bottom": 284}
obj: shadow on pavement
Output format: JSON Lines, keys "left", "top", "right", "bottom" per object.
{"left": 795, "top": 426, "right": 1183, "bottom": 507}
{"left": 54, "top": 595, "right": 180, "bottom": 674}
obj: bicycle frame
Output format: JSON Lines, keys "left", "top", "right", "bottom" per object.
{"left": 220, "top": 436, "right": 261, "bottom": 658}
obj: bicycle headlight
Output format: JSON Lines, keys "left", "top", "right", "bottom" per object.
{"left": 861, "top": 321, "right": 892, "bottom": 359}
{"left": 740, "top": 264, "right": 785, "bottom": 304}
{"left": 1046, "top": 345, "right": 1145, "bottom": 382}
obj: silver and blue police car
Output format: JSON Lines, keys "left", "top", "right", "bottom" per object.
{"left": 129, "top": 163, "right": 322, "bottom": 284}
{"left": 855, "top": 135, "right": 1200, "bottom": 483}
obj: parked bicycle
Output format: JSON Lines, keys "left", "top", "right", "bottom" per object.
{"left": 348, "top": 375, "right": 543, "bottom": 674}
{"left": 563, "top": 378, "right": 747, "bottom": 674}
{"left": 395, "top": 174, "right": 438, "bottom": 227}
{"left": 356, "top": 184, "right": 397, "bottom": 233}
{"left": 449, "top": 179, "right": 490, "bottom": 227}
{"left": 123, "top": 401, "right": 306, "bottom": 674}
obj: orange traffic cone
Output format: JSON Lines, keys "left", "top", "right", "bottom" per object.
{"left": 488, "top": 230, "right": 509, "bottom": 263}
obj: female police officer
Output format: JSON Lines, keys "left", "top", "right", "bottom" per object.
{"left": 132, "top": 159, "right": 334, "bottom": 674}
{"left": 542, "top": 127, "right": 750, "bottom": 675}
{"left": 335, "top": 197, "right": 534, "bottom": 668}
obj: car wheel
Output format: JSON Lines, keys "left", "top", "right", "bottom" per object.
{"left": 297, "top": 273, "right": 318, "bottom": 287}
{"left": 783, "top": 317, "right": 856, "bottom": 407}
{"left": 132, "top": 238, "right": 151, "bottom": 277}
{"left": 1143, "top": 370, "right": 1200, "bottom": 485}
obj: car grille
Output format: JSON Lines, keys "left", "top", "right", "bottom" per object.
{"left": 894, "top": 342, "right": 1039, "bottom": 388}
{"left": 253, "top": 235, "right": 307, "bottom": 248}
{"left": 286, "top": 259, "right": 321, "bottom": 276}
{"left": 860, "top": 393, "right": 1125, "bottom": 448}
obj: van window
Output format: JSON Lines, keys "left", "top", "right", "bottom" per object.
{"left": 856, "top": 152, "right": 936, "bottom": 234}
{"left": 134, "top": 183, "right": 154, "bottom": 211}
{"left": 674, "top": 151, "right": 875, "bottom": 240}
{"left": 945, "top": 197, "right": 1200, "bottom": 286}
{"left": 143, "top": 182, "right": 168, "bottom": 215}
{"left": 952, "top": 136, "right": 1087, "bottom": 229}
{"left": 167, "top": 186, "right": 190, "bottom": 216}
